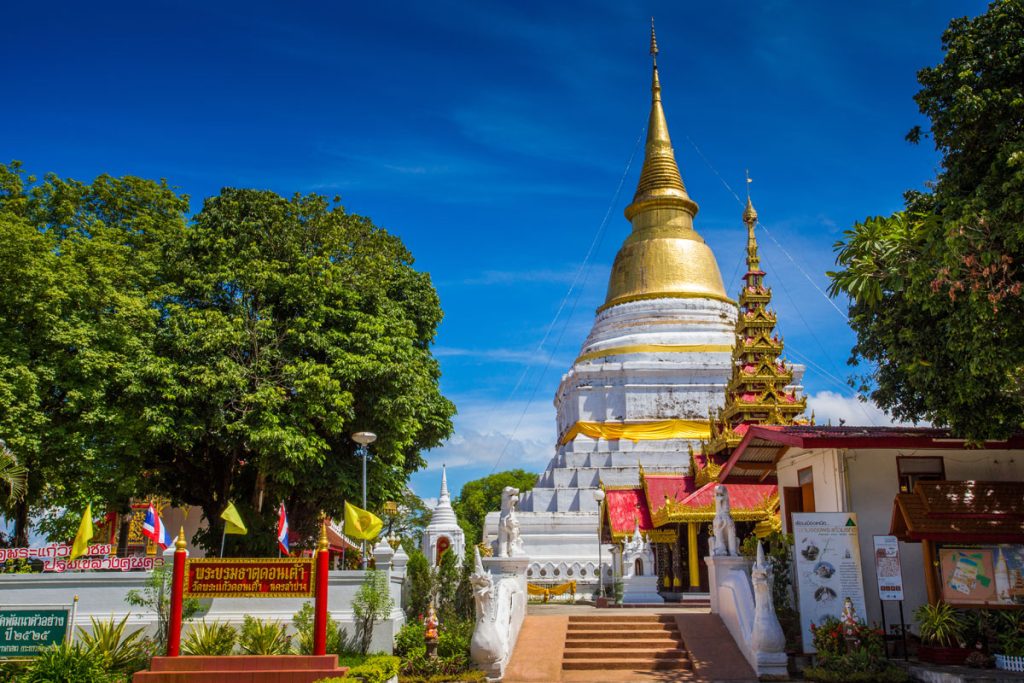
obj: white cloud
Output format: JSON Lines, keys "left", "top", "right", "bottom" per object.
{"left": 424, "top": 398, "right": 556, "bottom": 473}
{"left": 806, "top": 391, "right": 924, "bottom": 428}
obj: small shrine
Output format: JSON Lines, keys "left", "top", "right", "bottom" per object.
{"left": 422, "top": 466, "right": 466, "bottom": 565}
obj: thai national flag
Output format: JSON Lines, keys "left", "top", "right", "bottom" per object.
{"left": 141, "top": 504, "right": 172, "bottom": 549}
{"left": 276, "top": 502, "right": 290, "bottom": 555}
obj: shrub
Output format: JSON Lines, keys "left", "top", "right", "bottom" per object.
{"left": 293, "top": 601, "right": 341, "bottom": 655}
{"left": 77, "top": 615, "right": 150, "bottom": 673}
{"left": 808, "top": 616, "right": 904, "bottom": 682}
{"left": 346, "top": 654, "right": 400, "bottom": 683}
{"left": 395, "top": 620, "right": 426, "bottom": 658}
{"left": 125, "top": 563, "right": 201, "bottom": 652}
{"left": 238, "top": 616, "right": 292, "bottom": 655}
{"left": 437, "top": 618, "right": 473, "bottom": 659}
{"left": 181, "top": 620, "right": 237, "bottom": 656}
{"left": 405, "top": 548, "right": 434, "bottom": 621}
{"left": 19, "top": 642, "right": 117, "bottom": 683}
{"left": 353, "top": 570, "right": 395, "bottom": 655}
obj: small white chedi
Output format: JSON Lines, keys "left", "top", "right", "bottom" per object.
{"left": 619, "top": 518, "right": 664, "bottom": 604}
{"left": 422, "top": 466, "right": 466, "bottom": 565}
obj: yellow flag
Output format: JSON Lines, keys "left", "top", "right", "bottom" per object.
{"left": 344, "top": 501, "right": 383, "bottom": 541}
{"left": 70, "top": 504, "right": 94, "bottom": 561}
{"left": 220, "top": 502, "right": 247, "bottom": 535}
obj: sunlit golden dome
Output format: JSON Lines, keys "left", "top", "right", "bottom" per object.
{"left": 602, "top": 24, "right": 730, "bottom": 311}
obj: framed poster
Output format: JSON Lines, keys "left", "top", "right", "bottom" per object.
{"left": 939, "top": 545, "right": 1024, "bottom": 606}
{"left": 792, "top": 512, "right": 867, "bottom": 653}
{"left": 873, "top": 535, "right": 904, "bottom": 601}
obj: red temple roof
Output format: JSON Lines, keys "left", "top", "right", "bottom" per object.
{"left": 604, "top": 488, "right": 654, "bottom": 539}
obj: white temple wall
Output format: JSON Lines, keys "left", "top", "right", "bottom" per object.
{"left": 0, "top": 569, "right": 405, "bottom": 653}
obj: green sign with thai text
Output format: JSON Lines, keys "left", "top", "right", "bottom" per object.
{"left": 0, "top": 608, "right": 70, "bottom": 657}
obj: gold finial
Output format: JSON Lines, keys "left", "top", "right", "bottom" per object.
{"left": 743, "top": 171, "right": 758, "bottom": 225}
{"left": 175, "top": 527, "right": 187, "bottom": 551}
{"left": 604, "top": 23, "right": 729, "bottom": 310}
{"left": 317, "top": 518, "right": 329, "bottom": 552}
{"left": 650, "top": 17, "right": 659, "bottom": 64}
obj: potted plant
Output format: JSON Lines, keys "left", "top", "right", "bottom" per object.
{"left": 915, "top": 602, "right": 969, "bottom": 665}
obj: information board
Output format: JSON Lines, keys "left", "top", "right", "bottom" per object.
{"left": 872, "top": 535, "right": 905, "bottom": 601}
{"left": 185, "top": 558, "right": 315, "bottom": 598}
{"left": 939, "top": 545, "right": 1024, "bottom": 606}
{"left": 0, "top": 608, "right": 70, "bottom": 658}
{"left": 792, "top": 512, "right": 867, "bottom": 653}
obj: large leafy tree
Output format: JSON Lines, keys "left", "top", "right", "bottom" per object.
{"left": 0, "top": 163, "right": 186, "bottom": 543}
{"left": 828, "top": 1, "right": 1024, "bottom": 440}
{"left": 0, "top": 167, "right": 455, "bottom": 549}
{"left": 451, "top": 469, "right": 537, "bottom": 545}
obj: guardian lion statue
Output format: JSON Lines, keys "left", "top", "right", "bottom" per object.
{"left": 712, "top": 484, "right": 738, "bottom": 556}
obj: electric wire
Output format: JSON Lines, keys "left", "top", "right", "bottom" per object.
{"left": 488, "top": 129, "right": 645, "bottom": 474}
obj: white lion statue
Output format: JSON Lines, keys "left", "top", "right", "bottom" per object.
{"left": 712, "top": 484, "right": 738, "bottom": 556}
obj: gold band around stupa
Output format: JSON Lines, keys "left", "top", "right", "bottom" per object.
{"left": 559, "top": 419, "right": 711, "bottom": 445}
{"left": 575, "top": 344, "right": 733, "bottom": 363}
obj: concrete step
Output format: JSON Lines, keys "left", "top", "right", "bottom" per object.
{"left": 563, "top": 648, "right": 688, "bottom": 660}
{"left": 565, "top": 629, "right": 680, "bottom": 641}
{"left": 562, "top": 657, "right": 693, "bottom": 671}
{"left": 563, "top": 638, "right": 681, "bottom": 649}
{"left": 565, "top": 622, "right": 675, "bottom": 634}
{"left": 568, "top": 614, "right": 675, "bottom": 622}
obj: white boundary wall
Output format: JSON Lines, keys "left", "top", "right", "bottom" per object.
{"left": 0, "top": 569, "right": 405, "bottom": 653}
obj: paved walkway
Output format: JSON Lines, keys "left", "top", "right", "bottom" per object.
{"left": 503, "top": 607, "right": 758, "bottom": 683}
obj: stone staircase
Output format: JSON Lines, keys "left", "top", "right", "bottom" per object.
{"left": 561, "top": 614, "right": 692, "bottom": 673}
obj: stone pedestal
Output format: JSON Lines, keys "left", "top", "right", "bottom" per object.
{"left": 705, "top": 555, "right": 750, "bottom": 614}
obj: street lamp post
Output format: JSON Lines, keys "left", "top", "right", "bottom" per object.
{"left": 593, "top": 488, "right": 606, "bottom": 601}
{"left": 352, "top": 431, "right": 377, "bottom": 569}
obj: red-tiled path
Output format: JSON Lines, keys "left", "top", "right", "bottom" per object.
{"left": 503, "top": 607, "right": 758, "bottom": 683}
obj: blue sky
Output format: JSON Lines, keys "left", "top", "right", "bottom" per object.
{"left": 4, "top": 1, "right": 986, "bottom": 501}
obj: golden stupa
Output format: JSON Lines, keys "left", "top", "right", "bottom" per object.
{"left": 602, "top": 25, "right": 730, "bottom": 311}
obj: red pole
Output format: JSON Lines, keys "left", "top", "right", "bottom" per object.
{"left": 313, "top": 520, "right": 330, "bottom": 655}
{"left": 167, "top": 527, "right": 187, "bottom": 657}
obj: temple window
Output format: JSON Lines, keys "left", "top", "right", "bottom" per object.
{"left": 897, "top": 456, "right": 945, "bottom": 493}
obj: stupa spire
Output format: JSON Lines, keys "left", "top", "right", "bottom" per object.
{"left": 701, "top": 193, "right": 807, "bottom": 460}
{"left": 602, "top": 24, "right": 728, "bottom": 310}
{"left": 439, "top": 465, "right": 450, "bottom": 502}
{"left": 743, "top": 172, "right": 760, "bottom": 272}
{"left": 625, "top": 21, "right": 697, "bottom": 221}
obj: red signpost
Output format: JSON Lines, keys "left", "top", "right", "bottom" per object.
{"left": 313, "top": 521, "right": 330, "bottom": 656}
{"left": 166, "top": 529, "right": 187, "bottom": 657}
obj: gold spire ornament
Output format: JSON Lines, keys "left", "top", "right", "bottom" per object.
{"left": 602, "top": 26, "right": 730, "bottom": 311}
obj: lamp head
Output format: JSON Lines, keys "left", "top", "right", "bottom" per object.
{"left": 352, "top": 431, "right": 377, "bottom": 446}
{"left": 593, "top": 489, "right": 606, "bottom": 502}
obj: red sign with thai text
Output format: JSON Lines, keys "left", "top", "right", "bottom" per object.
{"left": 184, "top": 558, "right": 315, "bottom": 598}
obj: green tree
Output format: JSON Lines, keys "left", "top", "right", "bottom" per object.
{"left": 0, "top": 167, "right": 455, "bottom": 548}
{"left": 144, "top": 188, "right": 454, "bottom": 551}
{"left": 451, "top": 469, "right": 537, "bottom": 546}
{"left": 404, "top": 545, "right": 435, "bottom": 621}
{"left": 828, "top": 1, "right": 1024, "bottom": 440}
{"left": 0, "top": 163, "right": 188, "bottom": 543}
{"left": 0, "top": 440, "right": 27, "bottom": 507}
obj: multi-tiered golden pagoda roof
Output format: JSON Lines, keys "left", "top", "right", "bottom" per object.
{"left": 700, "top": 197, "right": 808, "bottom": 467}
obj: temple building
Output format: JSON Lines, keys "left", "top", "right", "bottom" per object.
{"left": 486, "top": 28, "right": 803, "bottom": 592}
{"left": 422, "top": 466, "right": 466, "bottom": 565}
{"left": 601, "top": 193, "right": 807, "bottom": 596}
